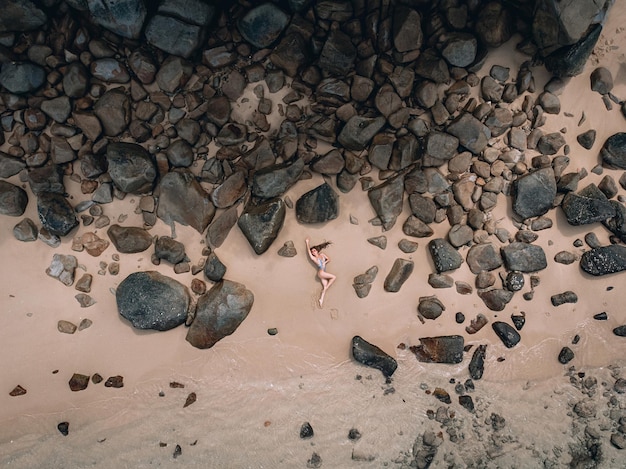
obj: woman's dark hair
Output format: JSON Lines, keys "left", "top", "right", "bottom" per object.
{"left": 310, "top": 241, "right": 332, "bottom": 252}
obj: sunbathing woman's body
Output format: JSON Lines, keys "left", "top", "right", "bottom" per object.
{"left": 305, "top": 238, "right": 336, "bottom": 307}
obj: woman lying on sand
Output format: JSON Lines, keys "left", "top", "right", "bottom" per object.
{"left": 305, "top": 238, "right": 336, "bottom": 307}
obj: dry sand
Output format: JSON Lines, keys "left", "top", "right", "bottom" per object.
{"left": 2, "top": 5, "right": 626, "bottom": 469}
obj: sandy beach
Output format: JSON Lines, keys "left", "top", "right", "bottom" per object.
{"left": 2, "top": 2, "right": 626, "bottom": 468}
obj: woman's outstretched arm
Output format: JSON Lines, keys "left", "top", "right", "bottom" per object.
{"left": 305, "top": 238, "right": 317, "bottom": 262}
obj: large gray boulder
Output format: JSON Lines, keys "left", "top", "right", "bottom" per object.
{"left": 600, "top": 132, "right": 626, "bottom": 169}
{"left": 251, "top": 157, "right": 304, "bottom": 199}
{"left": 0, "top": 62, "right": 45, "bottom": 94}
{"left": 368, "top": 175, "right": 404, "bottom": 231}
{"left": 186, "top": 280, "right": 254, "bottom": 349}
{"left": 561, "top": 183, "right": 615, "bottom": 226}
{"left": 580, "top": 245, "right": 626, "bottom": 276}
{"left": 237, "top": 2, "right": 290, "bottom": 49}
{"left": 116, "top": 271, "right": 191, "bottom": 331}
{"left": 501, "top": 242, "right": 547, "bottom": 272}
{"left": 296, "top": 183, "right": 339, "bottom": 224}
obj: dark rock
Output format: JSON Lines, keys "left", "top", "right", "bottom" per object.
{"left": 107, "top": 224, "right": 152, "bottom": 253}
{"left": 156, "top": 170, "right": 215, "bottom": 233}
{"left": 338, "top": 116, "right": 386, "bottom": 151}
{"left": 475, "top": 1, "right": 513, "bottom": 48}
{"left": 69, "top": 373, "right": 90, "bottom": 391}
{"left": 0, "top": 180, "right": 28, "bottom": 217}
{"left": 300, "top": 422, "right": 314, "bottom": 439}
{"left": 466, "top": 243, "right": 502, "bottom": 274}
{"left": 478, "top": 289, "right": 514, "bottom": 311}
{"left": 512, "top": 167, "right": 556, "bottom": 219}
{"left": 614, "top": 325, "right": 626, "bottom": 337}
{"left": 37, "top": 192, "right": 78, "bottom": 237}
{"left": 600, "top": 132, "right": 626, "bottom": 169}
{"left": 492, "top": 321, "right": 520, "bottom": 348}
{"left": 428, "top": 238, "right": 463, "bottom": 273}
{"left": 398, "top": 239, "right": 419, "bottom": 253}
{"left": 57, "top": 422, "right": 69, "bottom": 436}
{"left": 28, "top": 165, "right": 65, "bottom": 195}
{"left": 505, "top": 271, "right": 524, "bottom": 291}
{"left": 403, "top": 215, "right": 434, "bottom": 238}
{"left": 238, "top": 198, "right": 286, "bottom": 255}
{"left": 155, "top": 236, "right": 186, "bottom": 264}
{"left": 0, "top": 0, "right": 47, "bottom": 31}
{"left": 186, "top": 280, "right": 254, "bottom": 349}
{"left": 433, "top": 387, "right": 451, "bottom": 404}
{"left": 577, "top": 129, "right": 596, "bottom": 150}
{"left": 0, "top": 152, "right": 26, "bottom": 178}
{"left": 383, "top": 258, "right": 414, "bottom": 293}
{"left": 593, "top": 312, "right": 608, "bottom": 320}
{"left": 348, "top": 428, "right": 361, "bottom": 440}
{"left": 561, "top": 183, "right": 615, "bottom": 225}
{"left": 367, "top": 236, "right": 386, "bottom": 250}
{"left": 455, "top": 312, "right": 465, "bottom": 323}
{"left": 206, "top": 206, "right": 238, "bottom": 248}
{"left": 581, "top": 245, "right": 626, "bottom": 276}
{"left": 590, "top": 66, "right": 613, "bottom": 95}
{"left": 554, "top": 251, "right": 577, "bottom": 264}
{"left": 296, "top": 183, "right": 339, "bottom": 224}
{"left": 87, "top": 0, "right": 146, "bottom": 39}
{"left": 252, "top": 158, "right": 304, "bottom": 199}
{"left": 511, "top": 312, "right": 526, "bottom": 330}
{"left": 351, "top": 335, "right": 397, "bottom": 378}
{"left": 204, "top": 252, "right": 226, "bottom": 282}
{"left": 500, "top": 242, "right": 547, "bottom": 272}
{"left": 393, "top": 5, "right": 422, "bottom": 52}
{"left": 156, "top": 56, "right": 193, "bottom": 93}
{"left": 0, "top": 62, "right": 45, "bottom": 94}
{"left": 319, "top": 30, "right": 356, "bottom": 76}
{"left": 459, "top": 395, "right": 475, "bottom": 413}
{"left": 145, "top": 9, "right": 208, "bottom": 59}
{"left": 418, "top": 296, "right": 445, "bottom": 320}
{"left": 537, "top": 132, "right": 566, "bottom": 155}
{"left": 469, "top": 344, "right": 487, "bottom": 380}
{"left": 410, "top": 335, "right": 464, "bottom": 364}
{"left": 415, "top": 48, "right": 450, "bottom": 84}
{"left": 211, "top": 171, "right": 247, "bottom": 209}
{"left": 446, "top": 113, "right": 490, "bottom": 155}
{"left": 117, "top": 271, "right": 191, "bottom": 331}
{"left": 91, "top": 58, "right": 130, "bottom": 84}
{"left": 270, "top": 33, "right": 309, "bottom": 77}
{"left": 551, "top": 291, "right": 578, "bottom": 306}
{"left": 238, "top": 2, "right": 289, "bottom": 49}
{"left": 307, "top": 452, "right": 322, "bottom": 469}
{"left": 428, "top": 273, "right": 453, "bottom": 289}
{"left": 544, "top": 24, "right": 602, "bottom": 78}
{"left": 309, "top": 149, "right": 345, "bottom": 175}
{"left": 558, "top": 346, "right": 575, "bottom": 364}
{"left": 441, "top": 33, "right": 477, "bottom": 68}
{"left": 104, "top": 376, "right": 124, "bottom": 388}
{"left": 93, "top": 88, "right": 131, "bottom": 137}
{"left": 106, "top": 143, "right": 157, "bottom": 194}
{"left": 166, "top": 140, "right": 193, "bottom": 168}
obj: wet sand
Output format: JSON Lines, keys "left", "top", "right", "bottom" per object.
{"left": 2, "top": 5, "right": 626, "bottom": 468}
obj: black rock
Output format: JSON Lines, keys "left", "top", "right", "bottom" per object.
{"left": 251, "top": 157, "right": 304, "bottom": 199}
{"left": 351, "top": 335, "right": 398, "bottom": 378}
{"left": 512, "top": 167, "right": 557, "bottom": 219}
{"left": 558, "top": 346, "right": 575, "bottom": 364}
{"left": 0, "top": 180, "right": 28, "bottom": 217}
{"left": 204, "top": 252, "right": 227, "bottom": 282}
{"left": 116, "top": 271, "right": 191, "bottom": 331}
{"left": 459, "top": 395, "right": 475, "bottom": 412}
{"left": 500, "top": 242, "right": 547, "bottom": 272}
{"left": 237, "top": 2, "right": 290, "bottom": 49}
{"left": 593, "top": 312, "right": 608, "bottom": 320}
{"left": 0, "top": 62, "right": 45, "bottom": 94}
{"left": 348, "top": 428, "right": 361, "bottom": 440}
{"left": 446, "top": 112, "right": 490, "bottom": 155}
{"left": 545, "top": 24, "right": 602, "bottom": 77}
{"left": 601, "top": 132, "right": 626, "bottom": 169}
{"left": 300, "top": 422, "right": 314, "bottom": 439}
{"left": 580, "top": 245, "right": 626, "bottom": 276}
{"left": 57, "top": 421, "right": 69, "bottom": 436}
{"left": 614, "top": 325, "right": 626, "bottom": 337}
{"left": 238, "top": 198, "right": 286, "bottom": 255}
{"left": 296, "top": 183, "right": 339, "bottom": 224}
{"left": 511, "top": 313, "right": 526, "bottom": 330}
{"left": 577, "top": 129, "right": 596, "bottom": 150}
{"left": 319, "top": 30, "right": 356, "bottom": 76}
{"left": 383, "top": 258, "right": 414, "bottom": 293}
{"left": 550, "top": 291, "right": 578, "bottom": 307}
{"left": 428, "top": 238, "right": 463, "bottom": 273}
{"left": 469, "top": 344, "right": 487, "bottom": 380}
{"left": 561, "top": 183, "right": 615, "bottom": 226}
{"left": 455, "top": 312, "right": 465, "bottom": 324}
{"left": 367, "top": 175, "right": 404, "bottom": 231}
{"left": 106, "top": 142, "right": 157, "bottom": 194}
{"left": 155, "top": 236, "right": 186, "bottom": 264}
{"left": 37, "top": 192, "right": 78, "bottom": 237}
{"left": 338, "top": 116, "right": 386, "bottom": 151}
{"left": 492, "top": 321, "right": 520, "bottom": 348}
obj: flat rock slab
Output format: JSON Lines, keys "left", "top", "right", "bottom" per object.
{"left": 410, "top": 335, "right": 464, "bottom": 364}
{"left": 500, "top": 242, "right": 547, "bottom": 272}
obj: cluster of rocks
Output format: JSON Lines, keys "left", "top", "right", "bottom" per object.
{"left": 68, "top": 371, "right": 123, "bottom": 391}
{"left": 0, "top": 0, "right": 624, "bottom": 355}
{"left": 2, "top": 3, "right": 626, "bottom": 464}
